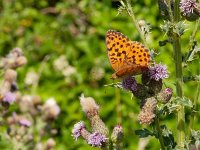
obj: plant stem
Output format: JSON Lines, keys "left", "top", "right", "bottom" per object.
{"left": 155, "top": 115, "right": 166, "bottom": 150}
{"left": 173, "top": 0, "right": 185, "bottom": 148}
{"left": 122, "top": 0, "right": 149, "bottom": 48}
{"left": 115, "top": 88, "right": 122, "bottom": 124}
{"left": 187, "top": 19, "right": 200, "bottom": 135}
{"left": 189, "top": 61, "right": 200, "bottom": 135}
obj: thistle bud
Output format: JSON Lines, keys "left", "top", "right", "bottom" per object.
{"left": 157, "top": 88, "right": 173, "bottom": 104}
{"left": 4, "top": 69, "right": 17, "bottom": 83}
{"left": 148, "top": 79, "right": 163, "bottom": 95}
{"left": 15, "top": 56, "right": 27, "bottom": 67}
{"left": 46, "top": 138, "right": 56, "bottom": 150}
{"left": 122, "top": 75, "right": 137, "bottom": 92}
{"left": 111, "top": 125, "right": 123, "bottom": 149}
{"left": 132, "top": 83, "right": 148, "bottom": 99}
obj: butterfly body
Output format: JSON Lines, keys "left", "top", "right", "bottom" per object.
{"left": 106, "top": 30, "right": 150, "bottom": 79}
{"left": 111, "top": 63, "right": 148, "bottom": 79}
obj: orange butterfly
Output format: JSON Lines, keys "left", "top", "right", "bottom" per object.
{"left": 106, "top": 30, "right": 151, "bottom": 79}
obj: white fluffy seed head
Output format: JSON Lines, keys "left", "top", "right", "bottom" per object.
{"left": 79, "top": 94, "right": 99, "bottom": 113}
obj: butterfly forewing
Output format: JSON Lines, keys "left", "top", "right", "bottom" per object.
{"left": 128, "top": 41, "right": 150, "bottom": 66}
{"left": 106, "top": 30, "right": 132, "bottom": 72}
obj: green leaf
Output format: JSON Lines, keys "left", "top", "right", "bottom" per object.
{"left": 160, "top": 125, "right": 176, "bottom": 148}
{"left": 191, "top": 130, "right": 200, "bottom": 146}
{"left": 158, "top": 96, "right": 193, "bottom": 115}
{"left": 174, "top": 97, "right": 193, "bottom": 108}
{"left": 135, "top": 128, "right": 154, "bottom": 138}
{"left": 173, "top": 21, "right": 186, "bottom": 36}
{"left": 186, "top": 46, "right": 200, "bottom": 62}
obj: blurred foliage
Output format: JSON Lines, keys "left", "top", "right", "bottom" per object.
{"left": 0, "top": 0, "right": 199, "bottom": 149}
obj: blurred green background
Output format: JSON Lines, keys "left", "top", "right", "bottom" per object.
{"left": 0, "top": 0, "right": 199, "bottom": 149}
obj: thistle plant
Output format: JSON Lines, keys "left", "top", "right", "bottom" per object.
{"left": 0, "top": 48, "right": 60, "bottom": 149}
{"left": 72, "top": 0, "right": 200, "bottom": 149}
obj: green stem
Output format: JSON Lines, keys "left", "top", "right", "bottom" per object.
{"left": 115, "top": 88, "right": 122, "bottom": 124}
{"left": 188, "top": 19, "right": 200, "bottom": 135}
{"left": 155, "top": 115, "right": 166, "bottom": 150}
{"left": 173, "top": 0, "right": 185, "bottom": 148}
{"left": 189, "top": 61, "right": 200, "bottom": 135}
{"left": 122, "top": 0, "right": 149, "bottom": 48}
{"left": 173, "top": 36, "right": 185, "bottom": 149}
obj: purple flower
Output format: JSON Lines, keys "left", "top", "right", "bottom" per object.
{"left": 87, "top": 132, "right": 107, "bottom": 147}
{"left": 148, "top": 64, "right": 169, "bottom": 81}
{"left": 19, "top": 119, "right": 32, "bottom": 127}
{"left": 2, "top": 92, "right": 16, "bottom": 104}
{"left": 122, "top": 76, "right": 137, "bottom": 92}
{"left": 180, "top": 0, "right": 196, "bottom": 16}
{"left": 72, "top": 121, "right": 85, "bottom": 140}
{"left": 165, "top": 88, "right": 172, "bottom": 95}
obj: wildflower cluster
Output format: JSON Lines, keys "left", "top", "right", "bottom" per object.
{"left": 0, "top": 48, "right": 60, "bottom": 149}
{"left": 121, "top": 63, "right": 171, "bottom": 124}
{"left": 72, "top": 94, "right": 123, "bottom": 149}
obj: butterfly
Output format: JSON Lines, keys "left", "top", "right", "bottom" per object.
{"left": 106, "top": 30, "right": 151, "bottom": 79}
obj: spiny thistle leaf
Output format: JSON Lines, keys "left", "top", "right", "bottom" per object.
{"left": 186, "top": 46, "right": 200, "bottom": 62}
{"left": 173, "top": 21, "right": 186, "bottom": 36}
{"left": 174, "top": 97, "right": 193, "bottom": 108}
{"left": 158, "top": 97, "right": 193, "bottom": 115}
{"left": 191, "top": 130, "right": 200, "bottom": 148}
{"left": 160, "top": 125, "right": 176, "bottom": 148}
{"left": 135, "top": 128, "right": 154, "bottom": 138}
{"left": 183, "top": 75, "right": 200, "bottom": 82}
{"left": 117, "top": 5, "right": 126, "bottom": 15}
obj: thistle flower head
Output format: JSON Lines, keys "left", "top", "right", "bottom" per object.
{"left": 2, "top": 92, "right": 16, "bottom": 104}
{"left": 42, "top": 98, "right": 60, "bottom": 120}
{"left": 87, "top": 132, "right": 107, "bottom": 147}
{"left": 72, "top": 121, "right": 86, "bottom": 140}
{"left": 138, "top": 97, "right": 157, "bottom": 124}
{"left": 180, "top": 0, "right": 196, "bottom": 16}
{"left": 138, "top": 110, "right": 156, "bottom": 125}
{"left": 4, "top": 69, "right": 17, "bottom": 83}
{"left": 122, "top": 75, "right": 137, "bottom": 92}
{"left": 19, "top": 119, "right": 32, "bottom": 127}
{"left": 148, "top": 64, "right": 169, "bottom": 81}
{"left": 10, "top": 47, "right": 23, "bottom": 57}
{"left": 46, "top": 138, "right": 56, "bottom": 149}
